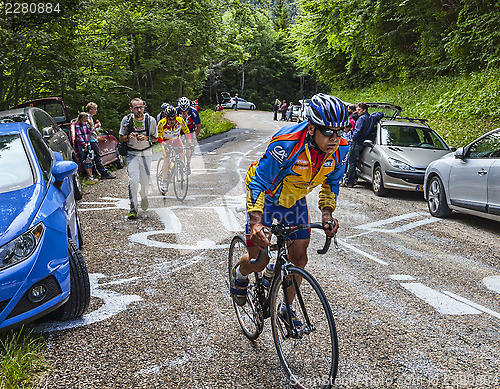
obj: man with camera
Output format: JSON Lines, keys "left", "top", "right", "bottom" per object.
{"left": 119, "top": 98, "right": 158, "bottom": 220}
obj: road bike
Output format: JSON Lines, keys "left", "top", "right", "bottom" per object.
{"left": 156, "top": 143, "right": 189, "bottom": 201}
{"left": 228, "top": 221, "right": 339, "bottom": 389}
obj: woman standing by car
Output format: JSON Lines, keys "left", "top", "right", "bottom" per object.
{"left": 74, "top": 112, "right": 97, "bottom": 181}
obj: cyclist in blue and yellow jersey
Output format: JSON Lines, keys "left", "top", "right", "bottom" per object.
{"left": 157, "top": 105, "right": 192, "bottom": 192}
{"left": 176, "top": 96, "right": 201, "bottom": 138}
{"left": 176, "top": 97, "right": 200, "bottom": 174}
{"left": 230, "top": 93, "right": 350, "bottom": 326}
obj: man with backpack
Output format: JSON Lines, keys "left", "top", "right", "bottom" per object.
{"left": 119, "top": 98, "right": 158, "bottom": 219}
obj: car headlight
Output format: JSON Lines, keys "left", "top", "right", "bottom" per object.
{"left": 388, "top": 157, "right": 415, "bottom": 171}
{"left": 0, "top": 223, "right": 45, "bottom": 271}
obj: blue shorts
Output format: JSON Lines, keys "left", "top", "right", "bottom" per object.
{"left": 246, "top": 197, "right": 310, "bottom": 246}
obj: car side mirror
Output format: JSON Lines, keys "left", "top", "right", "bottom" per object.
{"left": 363, "top": 140, "right": 374, "bottom": 148}
{"left": 42, "top": 126, "right": 55, "bottom": 138}
{"left": 454, "top": 147, "right": 465, "bottom": 159}
{"left": 449, "top": 147, "right": 456, "bottom": 152}
{"left": 52, "top": 160, "right": 78, "bottom": 189}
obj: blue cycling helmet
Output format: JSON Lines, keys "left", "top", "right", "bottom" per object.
{"left": 307, "top": 93, "right": 349, "bottom": 127}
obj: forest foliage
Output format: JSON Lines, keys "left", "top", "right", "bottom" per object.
{"left": 0, "top": 0, "right": 499, "bottom": 134}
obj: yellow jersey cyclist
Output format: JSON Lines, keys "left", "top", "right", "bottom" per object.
{"left": 230, "top": 93, "right": 350, "bottom": 327}
{"left": 156, "top": 105, "right": 192, "bottom": 191}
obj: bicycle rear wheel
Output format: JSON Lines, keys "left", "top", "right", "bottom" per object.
{"left": 173, "top": 160, "right": 188, "bottom": 201}
{"left": 228, "top": 236, "right": 264, "bottom": 341}
{"left": 156, "top": 157, "right": 167, "bottom": 196}
{"left": 270, "top": 266, "right": 338, "bottom": 389}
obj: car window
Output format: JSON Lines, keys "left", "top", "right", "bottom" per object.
{"left": 468, "top": 131, "right": 500, "bottom": 158}
{"left": 381, "top": 125, "right": 448, "bottom": 149}
{"left": 28, "top": 128, "right": 53, "bottom": 184}
{"left": 33, "top": 110, "right": 52, "bottom": 131}
{"left": 35, "top": 102, "right": 66, "bottom": 123}
{"left": 0, "top": 113, "right": 29, "bottom": 124}
{"left": 38, "top": 110, "right": 58, "bottom": 128}
{"left": 0, "top": 134, "right": 34, "bottom": 193}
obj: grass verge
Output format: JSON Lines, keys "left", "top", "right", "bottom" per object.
{"left": 198, "top": 109, "right": 235, "bottom": 140}
{"left": 334, "top": 68, "right": 500, "bottom": 148}
{"left": 0, "top": 328, "right": 46, "bottom": 388}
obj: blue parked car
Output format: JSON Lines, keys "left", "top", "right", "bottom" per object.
{"left": 0, "top": 122, "right": 90, "bottom": 332}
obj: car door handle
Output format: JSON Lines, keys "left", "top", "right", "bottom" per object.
{"left": 477, "top": 169, "right": 488, "bottom": 176}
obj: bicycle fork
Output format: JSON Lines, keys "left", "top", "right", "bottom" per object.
{"left": 280, "top": 265, "right": 316, "bottom": 339}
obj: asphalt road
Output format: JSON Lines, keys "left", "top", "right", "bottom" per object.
{"left": 33, "top": 110, "right": 500, "bottom": 388}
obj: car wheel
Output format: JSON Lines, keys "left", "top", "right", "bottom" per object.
{"left": 115, "top": 150, "right": 125, "bottom": 169}
{"left": 73, "top": 173, "right": 83, "bottom": 201}
{"left": 250, "top": 105, "right": 255, "bottom": 110}
{"left": 372, "top": 166, "right": 389, "bottom": 196}
{"left": 427, "top": 176, "right": 452, "bottom": 217}
{"left": 50, "top": 238, "right": 90, "bottom": 321}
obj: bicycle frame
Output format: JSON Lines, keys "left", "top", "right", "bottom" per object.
{"left": 251, "top": 222, "right": 337, "bottom": 337}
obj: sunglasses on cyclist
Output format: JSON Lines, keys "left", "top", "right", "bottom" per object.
{"left": 315, "top": 125, "right": 343, "bottom": 138}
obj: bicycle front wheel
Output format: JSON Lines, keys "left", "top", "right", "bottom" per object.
{"left": 173, "top": 160, "right": 188, "bottom": 201}
{"left": 270, "top": 266, "right": 338, "bottom": 389}
{"left": 228, "top": 236, "right": 264, "bottom": 341}
{"left": 156, "top": 157, "right": 166, "bottom": 196}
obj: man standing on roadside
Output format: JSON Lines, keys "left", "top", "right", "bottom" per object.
{"left": 119, "top": 98, "right": 158, "bottom": 219}
{"left": 343, "top": 102, "right": 384, "bottom": 188}
{"left": 273, "top": 98, "right": 280, "bottom": 120}
{"left": 86, "top": 102, "right": 115, "bottom": 179}
{"left": 234, "top": 93, "right": 239, "bottom": 111}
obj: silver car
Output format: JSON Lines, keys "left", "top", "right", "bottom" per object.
{"left": 424, "top": 128, "right": 500, "bottom": 221}
{"left": 357, "top": 105, "right": 453, "bottom": 196}
{"left": 221, "top": 97, "right": 256, "bottom": 110}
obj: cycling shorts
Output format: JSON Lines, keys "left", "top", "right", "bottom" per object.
{"left": 245, "top": 197, "right": 310, "bottom": 246}
{"left": 162, "top": 138, "right": 183, "bottom": 155}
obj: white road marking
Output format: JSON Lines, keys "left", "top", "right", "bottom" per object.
{"left": 34, "top": 273, "right": 143, "bottom": 332}
{"left": 390, "top": 275, "right": 416, "bottom": 281}
{"left": 129, "top": 233, "right": 228, "bottom": 250}
{"left": 400, "top": 283, "right": 482, "bottom": 315}
{"left": 483, "top": 275, "right": 500, "bottom": 294}
{"left": 355, "top": 212, "right": 439, "bottom": 233}
{"left": 338, "top": 238, "right": 389, "bottom": 266}
{"left": 155, "top": 208, "right": 182, "bottom": 233}
{"left": 442, "top": 291, "right": 500, "bottom": 319}
{"left": 79, "top": 197, "right": 130, "bottom": 211}
{"left": 215, "top": 206, "right": 243, "bottom": 231}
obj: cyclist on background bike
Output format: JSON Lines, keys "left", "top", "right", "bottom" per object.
{"left": 176, "top": 96, "right": 202, "bottom": 137}
{"left": 156, "top": 104, "right": 192, "bottom": 191}
{"left": 157, "top": 102, "right": 169, "bottom": 123}
{"left": 230, "top": 93, "right": 349, "bottom": 326}
{"left": 177, "top": 96, "right": 200, "bottom": 173}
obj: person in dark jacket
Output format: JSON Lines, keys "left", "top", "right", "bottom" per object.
{"left": 347, "top": 104, "right": 359, "bottom": 122}
{"left": 343, "top": 103, "right": 384, "bottom": 187}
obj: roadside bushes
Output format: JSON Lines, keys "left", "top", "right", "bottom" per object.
{"left": 336, "top": 68, "right": 500, "bottom": 148}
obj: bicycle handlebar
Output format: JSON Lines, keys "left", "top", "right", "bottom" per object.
{"left": 250, "top": 221, "right": 338, "bottom": 265}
